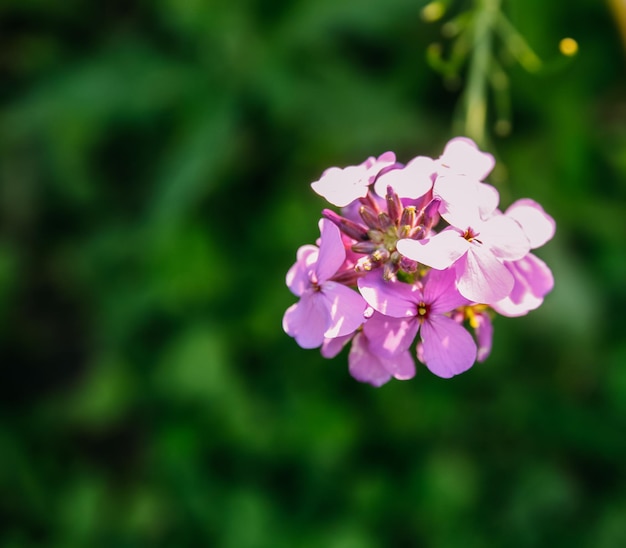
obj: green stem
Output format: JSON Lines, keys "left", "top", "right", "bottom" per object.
{"left": 463, "top": 0, "right": 500, "bottom": 146}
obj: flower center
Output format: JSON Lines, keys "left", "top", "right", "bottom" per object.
{"left": 463, "top": 227, "right": 482, "bottom": 244}
{"left": 417, "top": 301, "right": 429, "bottom": 321}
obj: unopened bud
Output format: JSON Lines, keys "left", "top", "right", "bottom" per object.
{"left": 359, "top": 206, "right": 380, "bottom": 230}
{"left": 422, "top": 198, "right": 440, "bottom": 229}
{"left": 322, "top": 209, "right": 369, "bottom": 241}
{"left": 377, "top": 211, "right": 392, "bottom": 230}
{"left": 399, "top": 256, "right": 418, "bottom": 273}
{"left": 400, "top": 206, "right": 417, "bottom": 227}
{"left": 385, "top": 186, "right": 403, "bottom": 225}
{"left": 351, "top": 241, "right": 379, "bottom": 254}
{"left": 331, "top": 269, "right": 360, "bottom": 286}
{"left": 411, "top": 225, "right": 427, "bottom": 240}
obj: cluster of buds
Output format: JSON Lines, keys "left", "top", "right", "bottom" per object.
{"left": 283, "top": 138, "right": 555, "bottom": 386}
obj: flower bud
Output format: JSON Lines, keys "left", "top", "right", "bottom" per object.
{"left": 377, "top": 211, "right": 392, "bottom": 230}
{"left": 400, "top": 206, "right": 417, "bottom": 227}
{"left": 322, "top": 209, "right": 369, "bottom": 241}
{"left": 422, "top": 198, "right": 440, "bottom": 229}
{"left": 359, "top": 206, "right": 380, "bottom": 230}
{"left": 385, "top": 186, "right": 403, "bottom": 225}
{"left": 351, "top": 241, "right": 380, "bottom": 254}
{"left": 399, "top": 256, "right": 418, "bottom": 273}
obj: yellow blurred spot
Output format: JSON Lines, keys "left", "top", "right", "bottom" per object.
{"left": 421, "top": 2, "right": 445, "bottom": 22}
{"left": 559, "top": 37, "right": 578, "bottom": 56}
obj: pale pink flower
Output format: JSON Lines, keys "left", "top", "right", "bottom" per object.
{"left": 283, "top": 219, "right": 366, "bottom": 348}
{"left": 397, "top": 176, "right": 530, "bottom": 304}
{"left": 492, "top": 199, "right": 556, "bottom": 316}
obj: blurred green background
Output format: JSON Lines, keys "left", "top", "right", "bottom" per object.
{"left": 1, "top": 0, "right": 626, "bottom": 546}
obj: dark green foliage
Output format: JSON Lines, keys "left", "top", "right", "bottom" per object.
{"left": 1, "top": 0, "right": 625, "bottom": 546}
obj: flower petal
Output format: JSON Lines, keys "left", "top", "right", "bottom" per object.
{"left": 397, "top": 227, "right": 469, "bottom": 270}
{"left": 434, "top": 176, "right": 498, "bottom": 227}
{"left": 505, "top": 199, "right": 556, "bottom": 249}
{"left": 321, "top": 282, "right": 367, "bottom": 338}
{"left": 420, "top": 315, "right": 477, "bottom": 378}
{"left": 381, "top": 350, "right": 416, "bottom": 380}
{"left": 373, "top": 156, "right": 435, "bottom": 199}
{"left": 315, "top": 219, "right": 346, "bottom": 283}
{"left": 474, "top": 312, "right": 493, "bottom": 362}
{"left": 321, "top": 333, "right": 353, "bottom": 358}
{"left": 282, "top": 291, "right": 331, "bottom": 349}
{"left": 311, "top": 165, "right": 369, "bottom": 208}
{"left": 481, "top": 214, "right": 530, "bottom": 262}
{"left": 357, "top": 272, "right": 420, "bottom": 318}
{"left": 363, "top": 312, "right": 419, "bottom": 358}
{"left": 348, "top": 333, "right": 392, "bottom": 387}
{"left": 491, "top": 253, "right": 554, "bottom": 317}
{"left": 456, "top": 245, "right": 514, "bottom": 304}
{"left": 437, "top": 137, "right": 495, "bottom": 180}
{"left": 422, "top": 267, "right": 471, "bottom": 313}
{"left": 285, "top": 245, "right": 318, "bottom": 296}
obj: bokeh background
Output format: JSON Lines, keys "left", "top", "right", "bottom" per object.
{"left": 1, "top": 0, "right": 626, "bottom": 546}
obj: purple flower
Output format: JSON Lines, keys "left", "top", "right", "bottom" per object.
{"left": 283, "top": 219, "right": 367, "bottom": 348}
{"left": 358, "top": 268, "right": 477, "bottom": 378}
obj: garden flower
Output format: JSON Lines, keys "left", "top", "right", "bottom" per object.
{"left": 396, "top": 175, "right": 531, "bottom": 304}
{"left": 492, "top": 199, "right": 556, "bottom": 316}
{"left": 358, "top": 268, "right": 477, "bottom": 378}
{"left": 283, "top": 137, "right": 555, "bottom": 386}
{"left": 282, "top": 219, "right": 367, "bottom": 348}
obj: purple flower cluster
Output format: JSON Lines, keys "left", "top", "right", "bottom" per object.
{"left": 283, "top": 138, "right": 555, "bottom": 386}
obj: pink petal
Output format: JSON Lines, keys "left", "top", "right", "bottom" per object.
{"left": 321, "top": 333, "right": 353, "bottom": 358}
{"left": 480, "top": 214, "right": 530, "bottom": 262}
{"left": 456, "top": 245, "right": 514, "bottom": 304}
{"left": 437, "top": 137, "right": 495, "bottom": 180}
{"left": 505, "top": 199, "right": 556, "bottom": 249}
{"left": 285, "top": 245, "right": 318, "bottom": 296}
{"left": 474, "top": 312, "right": 493, "bottom": 362}
{"left": 321, "top": 282, "right": 367, "bottom": 338}
{"left": 422, "top": 267, "right": 471, "bottom": 314}
{"left": 381, "top": 350, "right": 416, "bottom": 380}
{"left": 282, "top": 292, "right": 331, "bottom": 349}
{"left": 348, "top": 333, "right": 392, "bottom": 387}
{"left": 357, "top": 272, "right": 420, "bottom": 318}
{"left": 397, "top": 227, "right": 469, "bottom": 270}
{"left": 491, "top": 254, "right": 554, "bottom": 317}
{"left": 373, "top": 156, "right": 435, "bottom": 199}
{"left": 420, "top": 315, "right": 477, "bottom": 378}
{"left": 434, "top": 175, "right": 499, "bottom": 227}
{"left": 310, "top": 164, "right": 369, "bottom": 208}
{"left": 363, "top": 312, "right": 419, "bottom": 358}
{"left": 315, "top": 219, "right": 346, "bottom": 282}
